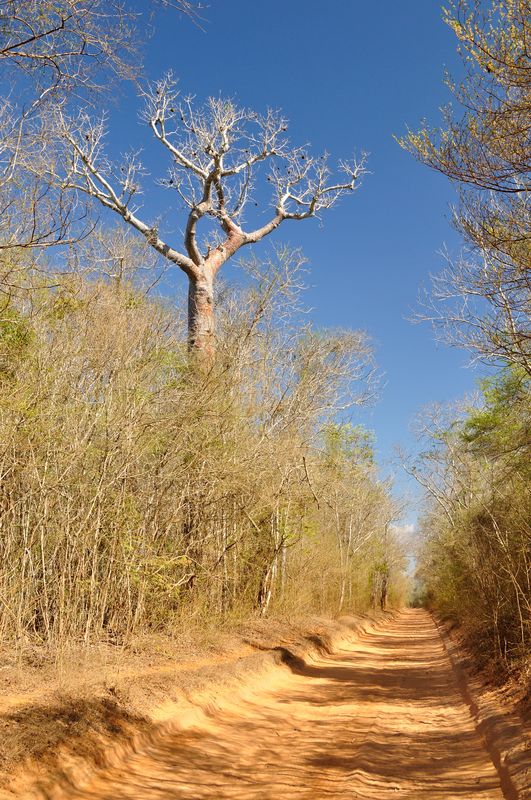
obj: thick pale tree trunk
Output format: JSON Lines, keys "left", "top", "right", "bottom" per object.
{"left": 188, "top": 272, "right": 215, "bottom": 357}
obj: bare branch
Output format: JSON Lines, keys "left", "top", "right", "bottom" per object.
{"left": 58, "top": 78, "right": 366, "bottom": 351}
{"left": 55, "top": 110, "right": 198, "bottom": 277}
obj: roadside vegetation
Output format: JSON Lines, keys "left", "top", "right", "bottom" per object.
{"left": 411, "top": 366, "right": 530, "bottom": 677}
{"left": 402, "top": 0, "right": 530, "bottom": 682}
{"left": 0, "top": 244, "right": 407, "bottom": 646}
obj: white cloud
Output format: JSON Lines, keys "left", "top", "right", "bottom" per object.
{"left": 390, "top": 523, "right": 416, "bottom": 537}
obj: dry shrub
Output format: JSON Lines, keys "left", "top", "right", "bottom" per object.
{"left": 0, "top": 247, "right": 406, "bottom": 648}
{"left": 415, "top": 370, "right": 531, "bottom": 680}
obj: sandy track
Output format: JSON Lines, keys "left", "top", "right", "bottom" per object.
{"left": 51, "top": 610, "right": 511, "bottom": 799}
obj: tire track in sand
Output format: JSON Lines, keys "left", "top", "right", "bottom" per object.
{"left": 46, "top": 609, "right": 512, "bottom": 799}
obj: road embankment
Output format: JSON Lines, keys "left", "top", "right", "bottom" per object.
{"left": 1, "top": 612, "right": 391, "bottom": 798}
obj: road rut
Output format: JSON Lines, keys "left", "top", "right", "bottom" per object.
{"left": 51, "top": 609, "right": 511, "bottom": 799}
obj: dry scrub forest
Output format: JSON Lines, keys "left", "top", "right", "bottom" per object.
{"left": 0, "top": 1, "right": 529, "bottom": 798}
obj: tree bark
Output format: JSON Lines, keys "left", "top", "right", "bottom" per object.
{"left": 380, "top": 572, "right": 388, "bottom": 611}
{"left": 188, "top": 273, "right": 215, "bottom": 358}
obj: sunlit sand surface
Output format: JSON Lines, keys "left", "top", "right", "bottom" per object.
{"left": 48, "top": 610, "right": 506, "bottom": 799}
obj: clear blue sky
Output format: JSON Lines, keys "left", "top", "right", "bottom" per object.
{"left": 106, "top": 1, "right": 488, "bottom": 524}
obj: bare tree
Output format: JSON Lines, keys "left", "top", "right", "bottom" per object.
{"left": 0, "top": 1, "right": 198, "bottom": 254}
{"left": 400, "top": 0, "right": 530, "bottom": 374}
{"left": 0, "top": 1, "right": 198, "bottom": 102}
{"left": 0, "top": 97, "right": 85, "bottom": 256}
{"left": 418, "top": 230, "right": 530, "bottom": 375}
{"left": 57, "top": 74, "right": 366, "bottom": 355}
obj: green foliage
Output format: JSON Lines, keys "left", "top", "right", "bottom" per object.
{"left": 0, "top": 307, "right": 32, "bottom": 350}
{"left": 0, "top": 307, "right": 34, "bottom": 378}
{"left": 462, "top": 367, "right": 530, "bottom": 464}
{"left": 322, "top": 423, "right": 375, "bottom": 470}
{"left": 49, "top": 290, "right": 85, "bottom": 320}
{"left": 416, "top": 365, "right": 531, "bottom": 677}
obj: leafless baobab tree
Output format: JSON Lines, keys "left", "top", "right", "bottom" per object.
{"left": 58, "top": 74, "right": 366, "bottom": 356}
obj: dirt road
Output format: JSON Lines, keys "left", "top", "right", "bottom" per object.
{"left": 50, "top": 610, "right": 513, "bottom": 799}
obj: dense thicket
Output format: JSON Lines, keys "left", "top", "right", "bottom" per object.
{"left": 0, "top": 248, "right": 407, "bottom": 646}
{"left": 415, "top": 368, "right": 530, "bottom": 676}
